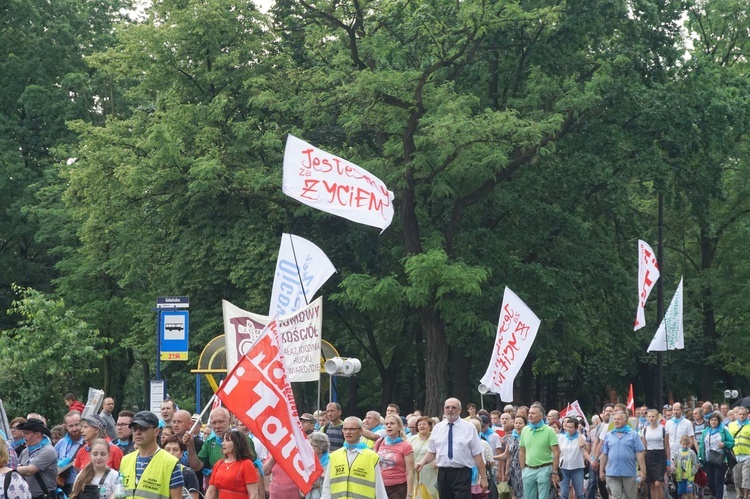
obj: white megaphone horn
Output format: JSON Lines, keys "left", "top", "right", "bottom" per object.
{"left": 478, "top": 384, "right": 490, "bottom": 394}
{"left": 324, "top": 356, "right": 345, "bottom": 375}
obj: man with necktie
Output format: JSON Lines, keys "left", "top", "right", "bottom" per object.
{"left": 415, "top": 397, "right": 488, "bottom": 499}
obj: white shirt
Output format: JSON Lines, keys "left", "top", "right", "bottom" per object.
{"left": 642, "top": 425, "right": 666, "bottom": 451}
{"left": 557, "top": 433, "right": 586, "bottom": 470}
{"left": 428, "top": 418, "right": 484, "bottom": 468}
{"left": 665, "top": 418, "right": 694, "bottom": 459}
{"left": 250, "top": 435, "right": 268, "bottom": 461}
{"left": 320, "top": 446, "right": 388, "bottom": 499}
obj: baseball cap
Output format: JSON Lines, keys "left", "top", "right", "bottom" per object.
{"left": 300, "top": 413, "right": 315, "bottom": 422}
{"left": 479, "top": 415, "right": 491, "bottom": 426}
{"left": 130, "top": 411, "right": 160, "bottom": 429}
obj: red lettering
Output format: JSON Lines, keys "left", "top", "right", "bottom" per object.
{"left": 300, "top": 179, "right": 319, "bottom": 200}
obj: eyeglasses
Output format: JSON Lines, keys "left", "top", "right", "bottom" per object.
{"left": 10, "top": 426, "right": 18, "bottom": 430}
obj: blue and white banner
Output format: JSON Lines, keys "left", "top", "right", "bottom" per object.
{"left": 269, "top": 233, "right": 335, "bottom": 317}
{"left": 647, "top": 277, "right": 684, "bottom": 352}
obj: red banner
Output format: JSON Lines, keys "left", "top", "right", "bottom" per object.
{"left": 217, "top": 318, "right": 322, "bottom": 494}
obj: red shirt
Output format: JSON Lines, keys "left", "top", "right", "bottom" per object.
{"left": 209, "top": 459, "right": 258, "bottom": 499}
{"left": 74, "top": 440, "right": 123, "bottom": 471}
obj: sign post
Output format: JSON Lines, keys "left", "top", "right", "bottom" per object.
{"left": 153, "top": 296, "right": 189, "bottom": 406}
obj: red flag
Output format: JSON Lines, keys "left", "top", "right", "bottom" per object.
{"left": 211, "top": 396, "right": 222, "bottom": 410}
{"left": 217, "top": 318, "right": 323, "bottom": 494}
{"left": 627, "top": 384, "right": 635, "bottom": 417}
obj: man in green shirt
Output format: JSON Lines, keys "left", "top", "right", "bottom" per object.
{"left": 519, "top": 405, "right": 560, "bottom": 499}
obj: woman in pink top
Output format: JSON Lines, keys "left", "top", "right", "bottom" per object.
{"left": 375, "top": 415, "right": 414, "bottom": 499}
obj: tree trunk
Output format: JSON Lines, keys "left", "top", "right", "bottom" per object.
{"left": 699, "top": 230, "right": 717, "bottom": 400}
{"left": 452, "top": 346, "right": 471, "bottom": 409}
{"left": 420, "top": 307, "right": 449, "bottom": 417}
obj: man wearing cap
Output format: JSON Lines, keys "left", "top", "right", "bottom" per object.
{"left": 16, "top": 418, "right": 58, "bottom": 499}
{"left": 121, "top": 411, "right": 184, "bottom": 499}
{"left": 74, "top": 414, "right": 123, "bottom": 471}
{"left": 55, "top": 411, "right": 84, "bottom": 494}
{"left": 300, "top": 413, "right": 316, "bottom": 436}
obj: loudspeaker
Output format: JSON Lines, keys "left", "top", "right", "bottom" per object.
{"left": 342, "top": 359, "right": 362, "bottom": 376}
{"left": 325, "top": 357, "right": 344, "bottom": 375}
{"left": 478, "top": 384, "right": 490, "bottom": 394}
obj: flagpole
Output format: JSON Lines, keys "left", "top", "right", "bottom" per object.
{"left": 189, "top": 394, "right": 217, "bottom": 435}
{"left": 288, "top": 234, "right": 310, "bottom": 307}
{"left": 656, "top": 192, "right": 665, "bottom": 407}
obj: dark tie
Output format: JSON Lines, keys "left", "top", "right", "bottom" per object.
{"left": 448, "top": 422, "right": 454, "bottom": 459}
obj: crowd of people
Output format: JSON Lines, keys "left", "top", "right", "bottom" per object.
{"left": 0, "top": 394, "right": 748, "bottom": 499}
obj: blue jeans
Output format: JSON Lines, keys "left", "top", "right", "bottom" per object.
{"left": 562, "top": 468, "right": 585, "bottom": 499}
{"left": 523, "top": 465, "right": 553, "bottom": 499}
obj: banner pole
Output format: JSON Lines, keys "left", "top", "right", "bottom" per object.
{"left": 189, "top": 393, "right": 217, "bottom": 435}
{"left": 317, "top": 377, "right": 321, "bottom": 413}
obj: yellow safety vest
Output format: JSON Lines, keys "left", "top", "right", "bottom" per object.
{"left": 329, "top": 447, "right": 379, "bottom": 499}
{"left": 729, "top": 422, "right": 750, "bottom": 456}
{"left": 121, "top": 449, "right": 179, "bottom": 499}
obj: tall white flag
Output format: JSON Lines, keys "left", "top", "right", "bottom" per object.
{"left": 634, "top": 239, "right": 660, "bottom": 331}
{"left": 269, "top": 233, "right": 336, "bottom": 317}
{"left": 647, "top": 277, "right": 684, "bottom": 352}
{"left": 480, "top": 287, "right": 541, "bottom": 402}
{"left": 282, "top": 135, "right": 394, "bottom": 231}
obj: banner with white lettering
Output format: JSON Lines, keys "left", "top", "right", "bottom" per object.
{"left": 217, "top": 318, "right": 323, "bottom": 495}
{"left": 647, "top": 277, "right": 684, "bottom": 352}
{"left": 269, "top": 233, "right": 336, "bottom": 317}
{"left": 282, "top": 135, "right": 394, "bottom": 232}
{"left": 480, "top": 287, "right": 541, "bottom": 402}
{"left": 223, "top": 297, "right": 323, "bottom": 381}
{"left": 634, "top": 239, "right": 660, "bottom": 331}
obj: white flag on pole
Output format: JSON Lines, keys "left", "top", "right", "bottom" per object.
{"left": 634, "top": 239, "right": 660, "bottom": 331}
{"left": 480, "top": 287, "right": 541, "bottom": 402}
{"left": 282, "top": 135, "right": 394, "bottom": 232}
{"left": 269, "top": 233, "right": 336, "bottom": 317}
{"left": 647, "top": 277, "right": 684, "bottom": 352}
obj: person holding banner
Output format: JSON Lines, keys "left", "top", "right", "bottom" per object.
{"left": 321, "top": 416, "right": 387, "bottom": 499}
{"left": 204, "top": 430, "right": 259, "bottom": 499}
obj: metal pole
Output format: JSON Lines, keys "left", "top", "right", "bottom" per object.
{"left": 656, "top": 192, "right": 665, "bottom": 407}
{"left": 329, "top": 375, "right": 333, "bottom": 404}
{"left": 156, "top": 310, "right": 162, "bottom": 381}
{"left": 317, "top": 378, "right": 321, "bottom": 413}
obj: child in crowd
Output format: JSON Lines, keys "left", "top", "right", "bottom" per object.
{"left": 675, "top": 435, "right": 698, "bottom": 499}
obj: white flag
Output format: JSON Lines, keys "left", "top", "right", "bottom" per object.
{"left": 480, "top": 287, "right": 541, "bottom": 402}
{"left": 222, "top": 297, "right": 323, "bottom": 381}
{"left": 647, "top": 277, "right": 684, "bottom": 352}
{"left": 634, "top": 239, "right": 660, "bottom": 331}
{"left": 269, "top": 233, "right": 336, "bottom": 317}
{"left": 559, "top": 400, "right": 589, "bottom": 428}
{"left": 282, "top": 135, "right": 394, "bottom": 231}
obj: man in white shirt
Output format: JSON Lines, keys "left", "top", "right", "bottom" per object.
{"left": 665, "top": 402, "right": 697, "bottom": 459}
{"left": 415, "top": 397, "right": 488, "bottom": 498}
{"left": 321, "top": 416, "right": 387, "bottom": 499}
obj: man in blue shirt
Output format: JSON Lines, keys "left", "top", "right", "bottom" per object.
{"left": 55, "top": 411, "right": 84, "bottom": 495}
{"left": 599, "top": 411, "right": 646, "bottom": 499}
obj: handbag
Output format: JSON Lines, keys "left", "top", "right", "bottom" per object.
{"left": 706, "top": 433, "right": 725, "bottom": 466}
{"left": 412, "top": 472, "right": 433, "bottom": 499}
{"left": 725, "top": 447, "right": 737, "bottom": 469}
{"left": 497, "top": 481, "right": 511, "bottom": 499}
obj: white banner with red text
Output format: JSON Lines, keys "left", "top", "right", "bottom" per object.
{"left": 559, "top": 400, "right": 589, "bottom": 428}
{"left": 282, "top": 135, "right": 394, "bottom": 232}
{"left": 222, "top": 297, "right": 322, "bottom": 381}
{"left": 634, "top": 239, "right": 660, "bottom": 331}
{"left": 217, "top": 318, "right": 322, "bottom": 495}
{"left": 268, "top": 233, "right": 336, "bottom": 317}
{"left": 480, "top": 287, "right": 541, "bottom": 402}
